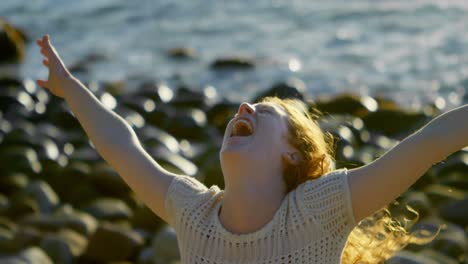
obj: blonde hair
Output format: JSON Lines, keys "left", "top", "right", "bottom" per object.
{"left": 259, "top": 96, "right": 438, "bottom": 263}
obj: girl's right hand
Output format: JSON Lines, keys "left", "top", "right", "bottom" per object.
{"left": 36, "top": 35, "right": 73, "bottom": 98}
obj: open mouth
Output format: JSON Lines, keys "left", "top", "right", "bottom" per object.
{"left": 230, "top": 118, "right": 254, "bottom": 138}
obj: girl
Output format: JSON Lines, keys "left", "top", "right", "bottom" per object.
{"left": 37, "top": 34, "right": 467, "bottom": 263}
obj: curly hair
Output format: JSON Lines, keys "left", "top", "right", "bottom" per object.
{"left": 259, "top": 96, "right": 438, "bottom": 263}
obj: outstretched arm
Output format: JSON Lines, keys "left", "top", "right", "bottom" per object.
{"left": 348, "top": 104, "right": 468, "bottom": 222}
{"left": 37, "top": 35, "right": 175, "bottom": 223}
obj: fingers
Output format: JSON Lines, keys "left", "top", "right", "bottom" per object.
{"left": 42, "top": 59, "right": 49, "bottom": 67}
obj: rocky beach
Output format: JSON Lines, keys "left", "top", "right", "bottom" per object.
{"left": 1, "top": 13, "right": 467, "bottom": 264}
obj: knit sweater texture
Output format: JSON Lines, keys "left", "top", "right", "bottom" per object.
{"left": 165, "top": 168, "right": 356, "bottom": 263}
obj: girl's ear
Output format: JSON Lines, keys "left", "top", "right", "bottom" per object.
{"left": 282, "top": 151, "right": 301, "bottom": 166}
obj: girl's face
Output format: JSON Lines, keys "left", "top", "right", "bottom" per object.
{"left": 220, "top": 101, "right": 293, "bottom": 168}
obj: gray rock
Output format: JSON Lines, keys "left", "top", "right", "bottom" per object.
{"left": 82, "top": 198, "right": 132, "bottom": 221}
{"left": 0, "top": 19, "right": 26, "bottom": 64}
{"left": 0, "top": 247, "right": 53, "bottom": 264}
{"left": 424, "top": 184, "right": 465, "bottom": 207}
{"left": 439, "top": 197, "right": 468, "bottom": 227}
{"left": 386, "top": 250, "right": 438, "bottom": 264}
{"left": 0, "top": 227, "right": 41, "bottom": 253}
{"left": 151, "top": 226, "right": 180, "bottom": 263}
{"left": 90, "top": 162, "right": 130, "bottom": 197}
{"left": 40, "top": 229, "right": 87, "bottom": 264}
{"left": 24, "top": 180, "right": 59, "bottom": 214}
{"left": 429, "top": 223, "right": 467, "bottom": 261}
{"left": 21, "top": 205, "right": 97, "bottom": 236}
{"left": 84, "top": 223, "right": 144, "bottom": 262}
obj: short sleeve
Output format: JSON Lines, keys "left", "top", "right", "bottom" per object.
{"left": 164, "top": 175, "right": 210, "bottom": 228}
{"left": 297, "top": 168, "right": 356, "bottom": 238}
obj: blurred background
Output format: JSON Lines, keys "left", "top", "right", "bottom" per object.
{"left": 0, "top": 0, "right": 467, "bottom": 263}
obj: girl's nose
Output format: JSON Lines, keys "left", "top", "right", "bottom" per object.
{"left": 238, "top": 103, "right": 255, "bottom": 115}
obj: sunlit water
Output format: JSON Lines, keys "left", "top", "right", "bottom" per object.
{"left": 2, "top": 0, "right": 467, "bottom": 108}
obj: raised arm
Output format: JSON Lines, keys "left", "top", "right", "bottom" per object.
{"left": 348, "top": 104, "right": 468, "bottom": 222}
{"left": 36, "top": 35, "right": 175, "bottom": 223}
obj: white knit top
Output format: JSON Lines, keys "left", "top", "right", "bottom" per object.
{"left": 165, "top": 168, "right": 356, "bottom": 264}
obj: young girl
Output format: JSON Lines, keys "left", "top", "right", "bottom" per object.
{"left": 36, "top": 34, "right": 467, "bottom": 263}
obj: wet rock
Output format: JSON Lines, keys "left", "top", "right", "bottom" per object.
{"left": 6, "top": 193, "right": 39, "bottom": 219}
{"left": 24, "top": 180, "right": 59, "bottom": 214}
{"left": 313, "top": 94, "right": 378, "bottom": 118}
{"left": 137, "top": 125, "right": 180, "bottom": 154}
{"left": 83, "top": 223, "right": 144, "bottom": 262}
{"left": 22, "top": 205, "right": 98, "bottom": 236}
{"left": 253, "top": 78, "right": 306, "bottom": 102}
{"left": 68, "top": 53, "right": 109, "bottom": 74}
{"left": 164, "top": 108, "right": 208, "bottom": 141}
{"left": 134, "top": 82, "right": 174, "bottom": 103}
{"left": 149, "top": 147, "right": 198, "bottom": 176}
{"left": 0, "top": 172, "right": 28, "bottom": 195}
{"left": 429, "top": 223, "right": 467, "bottom": 261}
{"left": 90, "top": 162, "right": 131, "bottom": 197}
{"left": 151, "top": 226, "right": 180, "bottom": 264}
{"left": 386, "top": 250, "right": 439, "bottom": 264}
{"left": 415, "top": 249, "right": 458, "bottom": 264}
{"left": 423, "top": 184, "right": 465, "bottom": 207}
{"left": 205, "top": 99, "right": 238, "bottom": 133}
{"left": 142, "top": 104, "right": 173, "bottom": 128}
{"left": 400, "top": 191, "right": 432, "bottom": 219}
{"left": 0, "top": 19, "right": 26, "bottom": 64}
{"left": 439, "top": 197, "right": 468, "bottom": 227}
{"left": 167, "top": 47, "right": 197, "bottom": 59}
{"left": 0, "top": 247, "right": 53, "bottom": 264}
{"left": 210, "top": 56, "right": 255, "bottom": 70}
{"left": 81, "top": 198, "right": 132, "bottom": 221}
{"left": 0, "top": 226, "right": 42, "bottom": 253}
{"left": 362, "top": 109, "right": 428, "bottom": 137}
{"left": 170, "top": 85, "right": 211, "bottom": 110}
{"left": 40, "top": 229, "right": 87, "bottom": 264}
{"left": 130, "top": 204, "right": 165, "bottom": 232}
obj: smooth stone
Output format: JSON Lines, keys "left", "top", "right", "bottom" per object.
{"left": 0, "top": 227, "right": 42, "bottom": 253}
{"left": 0, "top": 145, "right": 41, "bottom": 175}
{"left": 24, "top": 180, "right": 59, "bottom": 214}
{"left": 164, "top": 108, "right": 208, "bottom": 141}
{"left": 83, "top": 223, "right": 144, "bottom": 262}
{"left": 429, "top": 223, "right": 467, "bottom": 260}
{"left": 167, "top": 47, "right": 197, "bottom": 59}
{"left": 151, "top": 226, "right": 180, "bottom": 264}
{"left": 362, "top": 109, "right": 428, "bottom": 137}
{"left": 439, "top": 197, "right": 468, "bottom": 227}
{"left": 134, "top": 82, "right": 174, "bottom": 103}
{"left": 130, "top": 204, "right": 165, "bottom": 232}
{"left": 136, "top": 125, "right": 180, "bottom": 154}
{"left": 205, "top": 99, "right": 238, "bottom": 133}
{"left": 21, "top": 206, "right": 97, "bottom": 236}
{"left": 81, "top": 198, "right": 133, "bottom": 221}
{"left": 0, "top": 247, "right": 53, "bottom": 264}
{"left": 439, "top": 172, "right": 468, "bottom": 191}
{"left": 386, "top": 250, "right": 452, "bottom": 264}
{"left": 0, "top": 19, "right": 26, "bottom": 64}
{"left": 90, "top": 162, "right": 131, "bottom": 197}
{"left": 253, "top": 78, "right": 306, "bottom": 102}
{"left": 210, "top": 56, "right": 255, "bottom": 70}
{"left": 0, "top": 172, "right": 28, "bottom": 195}
{"left": 423, "top": 184, "right": 465, "bottom": 207}
{"left": 170, "top": 86, "right": 211, "bottom": 110}
{"left": 313, "top": 93, "right": 377, "bottom": 118}
{"left": 6, "top": 193, "right": 39, "bottom": 219}
{"left": 400, "top": 191, "right": 432, "bottom": 219}
{"left": 39, "top": 229, "right": 87, "bottom": 264}
{"left": 148, "top": 147, "right": 198, "bottom": 176}
{"left": 416, "top": 249, "right": 458, "bottom": 264}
